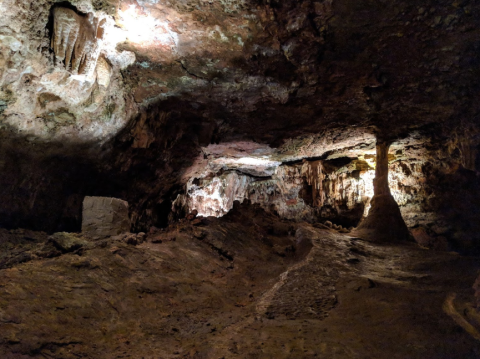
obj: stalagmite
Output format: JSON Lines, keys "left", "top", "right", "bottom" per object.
{"left": 352, "top": 141, "right": 412, "bottom": 242}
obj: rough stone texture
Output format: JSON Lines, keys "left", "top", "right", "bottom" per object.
{"left": 0, "top": 0, "right": 480, "bottom": 253}
{"left": 2, "top": 1, "right": 480, "bottom": 355}
{"left": 0, "top": 205, "right": 479, "bottom": 358}
{"left": 182, "top": 142, "right": 419, "bottom": 228}
{"left": 81, "top": 196, "right": 130, "bottom": 237}
{"left": 0, "top": 0, "right": 134, "bottom": 143}
{"left": 48, "top": 232, "right": 89, "bottom": 252}
{"left": 178, "top": 134, "right": 478, "bottom": 250}
{"left": 353, "top": 142, "right": 412, "bottom": 242}
{"left": 51, "top": 7, "right": 106, "bottom": 76}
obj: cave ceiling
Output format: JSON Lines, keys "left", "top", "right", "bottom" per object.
{"left": 0, "top": 0, "right": 478, "bottom": 151}
{"left": 118, "top": 0, "right": 478, "bottom": 143}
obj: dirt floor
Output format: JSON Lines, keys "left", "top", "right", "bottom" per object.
{"left": 0, "top": 204, "right": 479, "bottom": 358}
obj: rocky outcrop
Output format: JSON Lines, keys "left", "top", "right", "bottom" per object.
{"left": 186, "top": 171, "right": 252, "bottom": 217}
{"left": 82, "top": 196, "right": 130, "bottom": 237}
{"left": 0, "top": 0, "right": 135, "bottom": 143}
{"left": 49, "top": 232, "right": 89, "bottom": 253}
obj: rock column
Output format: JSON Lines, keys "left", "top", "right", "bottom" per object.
{"left": 353, "top": 141, "right": 412, "bottom": 242}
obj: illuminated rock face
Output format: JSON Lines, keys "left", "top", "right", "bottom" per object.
{"left": 185, "top": 156, "right": 382, "bottom": 227}
{"left": 183, "top": 139, "right": 437, "bottom": 236}
{"left": 51, "top": 7, "right": 106, "bottom": 76}
{"left": 186, "top": 172, "right": 252, "bottom": 217}
{"left": 353, "top": 142, "right": 412, "bottom": 242}
{"left": 0, "top": 1, "right": 134, "bottom": 143}
{"left": 245, "top": 160, "right": 376, "bottom": 225}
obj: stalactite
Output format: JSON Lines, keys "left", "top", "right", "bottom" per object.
{"left": 51, "top": 7, "right": 106, "bottom": 76}
{"left": 301, "top": 160, "right": 324, "bottom": 207}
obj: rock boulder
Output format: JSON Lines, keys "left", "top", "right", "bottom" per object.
{"left": 82, "top": 196, "right": 130, "bottom": 237}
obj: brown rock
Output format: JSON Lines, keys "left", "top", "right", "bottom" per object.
{"left": 187, "top": 210, "right": 199, "bottom": 221}
{"left": 125, "top": 234, "right": 139, "bottom": 246}
{"left": 191, "top": 218, "right": 203, "bottom": 226}
{"left": 149, "top": 226, "right": 161, "bottom": 234}
{"left": 136, "top": 232, "right": 146, "bottom": 243}
{"left": 82, "top": 196, "right": 130, "bottom": 237}
{"left": 134, "top": 85, "right": 169, "bottom": 103}
{"left": 49, "top": 232, "right": 88, "bottom": 253}
{"left": 193, "top": 228, "right": 207, "bottom": 240}
{"left": 411, "top": 227, "right": 448, "bottom": 251}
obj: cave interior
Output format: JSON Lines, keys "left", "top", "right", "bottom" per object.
{"left": 0, "top": 0, "right": 480, "bottom": 358}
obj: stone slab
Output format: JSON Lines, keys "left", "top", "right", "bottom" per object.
{"left": 82, "top": 196, "right": 130, "bottom": 237}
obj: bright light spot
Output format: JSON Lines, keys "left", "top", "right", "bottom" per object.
{"left": 359, "top": 170, "right": 375, "bottom": 217}
{"left": 115, "top": 5, "right": 178, "bottom": 46}
{"left": 187, "top": 172, "right": 251, "bottom": 217}
{"left": 233, "top": 157, "right": 281, "bottom": 167}
{"left": 209, "top": 156, "right": 281, "bottom": 177}
{"left": 359, "top": 157, "right": 402, "bottom": 217}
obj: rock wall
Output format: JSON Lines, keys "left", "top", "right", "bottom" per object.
{"left": 184, "top": 153, "right": 420, "bottom": 229}
{"left": 353, "top": 142, "right": 412, "bottom": 242}
{"left": 0, "top": 0, "right": 479, "bottom": 255}
{"left": 181, "top": 130, "right": 480, "bottom": 252}
{"left": 0, "top": 0, "right": 135, "bottom": 143}
{"left": 186, "top": 171, "right": 252, "bottom": 218}
{"left": 51, "top": 7, "right": 106, "bottom": 76}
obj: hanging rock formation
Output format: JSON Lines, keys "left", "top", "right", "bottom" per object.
{"left": 51, "top": 6, "right": 106, "bottom": 76}
{"left": 183, "top": 155, "right": 373, "bottom": 226}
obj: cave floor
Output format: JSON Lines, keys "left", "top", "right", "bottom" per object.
{"left": 0, "top": 206, "right": 479, "bottom": 359}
